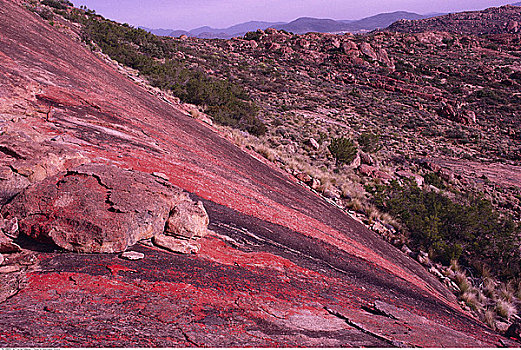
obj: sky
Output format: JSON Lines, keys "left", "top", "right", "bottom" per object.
{"left": 72, "top": 0, "right": 518, "bottom": 31}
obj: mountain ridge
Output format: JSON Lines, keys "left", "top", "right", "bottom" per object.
{"left": 386, "top": 4, "right": 521, "bottom": 34}
{"left": 145, "top": 10, "right": 436, "bottom": 38}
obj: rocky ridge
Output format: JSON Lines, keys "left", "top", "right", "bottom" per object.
{"left": 386, "top": 5, "right": 521, "bottom": 35}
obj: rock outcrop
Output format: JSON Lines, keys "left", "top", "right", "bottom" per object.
{"left": 386, "top": 5, "right": 521, "bottom": 35}
{"left": 1, "top": 164, "right": 208, "bottom": 253}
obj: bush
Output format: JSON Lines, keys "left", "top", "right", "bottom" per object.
{"left": 42, "top": 0, "right": 71, "bottom": 9}
{"left": 358, "top": 132, "right": 381, "bottom": 153}
{"left": 369, "top": 180, "right": 521, "bottom": 278}
{"left": 328, "top": 137, "right": 358, "bottom": 166}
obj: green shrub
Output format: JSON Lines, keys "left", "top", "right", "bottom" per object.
{"left": 369, "top": 181, "right": 520, "bottom": 278}
{"left": 358, "top": 132, "right": 381, "bottom": 153}
{"left": 328, "top": 137, "right": 358, "bottom": 166}
{"left": 42, "top": 0, "right": 71, "bottom": 9}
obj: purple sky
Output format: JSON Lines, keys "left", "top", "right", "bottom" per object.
{"left": 72, "top": 0, "right": 517, "bottom": 30}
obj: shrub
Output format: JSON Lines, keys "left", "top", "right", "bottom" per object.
{"left": 369, "top": 180, "right": 521, "bottom": 278}
{"left": 42, "top": 0, "right": 71, "bottom": 9}
{"left": 328, "top": 137, "right": 358, "bottom": 166}
{"left": 358, "top": 132, "right": 381, "bottom": 153}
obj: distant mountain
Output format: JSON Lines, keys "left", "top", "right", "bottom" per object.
{"left": 138, "top": 27, "right": 176, "bottom": 36}
{"left": 274, "top": 17, "right": 348, "bottom": 34}
{"left": 144, "top": 11, "right": 434, "bottom": 38}
{"left": 344, "top": 11, "right": 427, "bottom": 32}
{"left": 386, "top": 4, "right": 521, "bottom": 35}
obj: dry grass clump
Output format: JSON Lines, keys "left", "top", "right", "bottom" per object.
{"left": 496, "top": 299, "right": 517, "bottom": 320}
{"left": 484, "top": 309, "right": 497, "bottom": 330}
{"left": 454, "top": 270, "right": 471, "bottom": 294}
{"left": 255, "top": 144, "right": 277, "bottom": 162}
{"left": 483, "top": 277, "right": 498, "bottom": 299}
{"left": 461, "top": 290, "right": 481, "bottom": 311}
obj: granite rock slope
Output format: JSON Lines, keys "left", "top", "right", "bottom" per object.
{"left": 0, "top": 0, "right": 516, "bottom": 347}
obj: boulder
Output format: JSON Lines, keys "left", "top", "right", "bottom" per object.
{"left": 342, "top": 40, "right": 357, "bottom": 53}
{"left": 1, "top": 164, "right": 208, "bottom": 254}
{"left": 396, "top": 170, "right": 424, "bottom": 187}
{"left": 0, "top": 133, "right": 89, "bottom": 205}
{"left": 164, "top": 197, "right": 209, "bottom": 241}
{"left": 153, "top": 194, "right": 208, "bottom": 254}
{"left": 359, "top": 42, "right": 378, "bottom": 61}
{"left": 359, "top": 164, "right": 376, "bottom": 177}
{"left": 376, "top": 47, "right": 394, "bottom": 69}
{"left": 360, "top": 152, "right": 374, "bottom": 165}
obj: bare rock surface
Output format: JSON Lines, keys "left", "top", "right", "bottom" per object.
{"left": 0, "top": 0, "right": 515, "bottom": 347}
{"left": 0, "top": 133, "right": 88, "bottom": 205}
{"left": 2, "top": 164, "right": 206, "bottom": 253}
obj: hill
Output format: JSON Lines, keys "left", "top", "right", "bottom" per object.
{"left": 0, "top": 0, "right": 520, "bottom": 347}
{"left": 386, "top": 4, "right": 521, "bottom": 34}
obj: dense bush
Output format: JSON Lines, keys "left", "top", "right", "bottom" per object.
{"left": 328, "top": 137, "right": 358, "bottom": 166}
{"left": 358, "top": 132, "right": 381, "bottom": 153}
{"left": 370, "top": 180, "right": 520, "bottom": 279}
{"left": 42, "top": 0, "right": 71, "bottom": 10}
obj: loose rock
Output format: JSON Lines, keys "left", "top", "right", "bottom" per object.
{"left": 0, "top": 233, "right": 21, "bottom": 253}
{"left": 120, "top": 251, "right": 145, "bottom": 261}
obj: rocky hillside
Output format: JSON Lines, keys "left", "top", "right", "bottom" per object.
{"left": 0, "top": 0, "right": 519, "bottom": 347}
{"left": 386, "top": 5, "right": 521, "bottom": 34}
{"left": 65, "top": 1, "right": 521, "bottom": 334}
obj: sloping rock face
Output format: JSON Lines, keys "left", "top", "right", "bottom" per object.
{"left": 2, "top": 164, "right": 206, "bottom": 253}
{"left": 0, "top": 0, "right": 515, "bottom": 347}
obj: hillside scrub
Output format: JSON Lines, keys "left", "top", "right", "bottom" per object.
{"left": 70, "top": 10, "right": 266, "bottom": 135}
{"left": 369, "top": 180, "right": 521, "bottom": 280}
{"left": 328, "top": 137, "right": 358, "bottom": 166}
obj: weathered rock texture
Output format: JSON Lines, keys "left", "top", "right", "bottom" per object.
{"left": 0, "top": 0, "right": 516, "bottom": 347}
{"left": 1, "top": 164, "right": 207, "bottom": 253}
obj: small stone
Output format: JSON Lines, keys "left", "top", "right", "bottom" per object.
{"left": 2, "top": 217, "right": 19, "bottom": 239}
{"left": 401, "top": 245, "right": 413, "bottom": 255}
{"left": 153, "top": 234, "right": 200, "bottom": 254}
{"left": 308, "top": 138, "right": 320, "bottom": 150}
{"left": 296, "top": 172, "right": 312, "bottom": 183}
{"left": 310, "top": 178, "right": 321, "bottom": 190}
{"left": 0, "top": 265, "right": 20, "bottom": 274}
{"left": 120, "top": 251, "right": 145, "bottom": 261}
{"left": 323, "top": 187, "right": 341, "bottom": 200}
